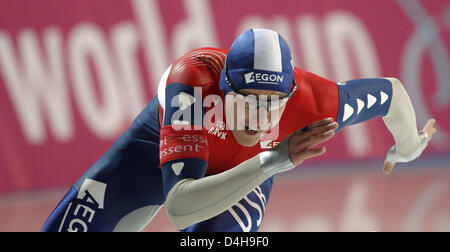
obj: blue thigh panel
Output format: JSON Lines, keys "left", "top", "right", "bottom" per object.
{"left": 181, "top": 176, "right": 274, "bottom": 232}
{"left": 41, "top": 130, "right": 164, "bottom": 232}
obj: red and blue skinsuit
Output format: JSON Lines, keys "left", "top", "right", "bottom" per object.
{"left": 42, "top": 47, "right": 392, "bottom": 232}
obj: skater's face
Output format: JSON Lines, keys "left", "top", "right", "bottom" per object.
{"left": 225, "top": 89, "right": 288, "bottom": 147}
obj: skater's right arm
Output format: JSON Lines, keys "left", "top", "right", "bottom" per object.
{"left": 163, "top": 118, "right": 337, "bottom": 230}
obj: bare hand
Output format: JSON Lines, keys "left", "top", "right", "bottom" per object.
{"left": 383, "top": 118, "right": 437, "bottom": 175}
{"left": 288, "top": 118, "right": 338, "bottom": 166}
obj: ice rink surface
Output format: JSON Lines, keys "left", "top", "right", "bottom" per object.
{"left": 1, "top": 156, "right": 448, "bottom": 232}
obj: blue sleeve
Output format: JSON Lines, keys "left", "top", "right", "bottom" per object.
{"left": 335, "top": 78, "right": 393, "bottom": 132}
{"left": 159, "top": 82, "right": 208, "bottom": 199}
{"left": 161, "top": 158, "right": 207, "bottom": 198}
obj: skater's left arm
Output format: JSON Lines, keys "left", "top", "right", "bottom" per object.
{"left": 334, "top": 77, "right": 436, "bottom": 174}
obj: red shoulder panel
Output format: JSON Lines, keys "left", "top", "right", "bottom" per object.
{"left": 279, "top": 68, "right": 339, "bottom": 133}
